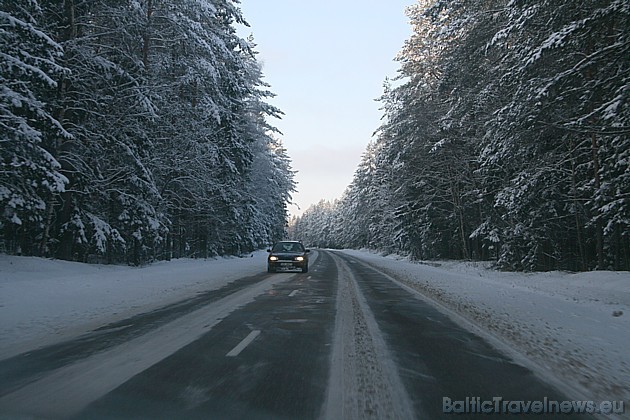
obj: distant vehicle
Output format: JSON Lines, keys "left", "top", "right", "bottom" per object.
{"left": 267, "top": 241, "right": 310, "bottom": 273}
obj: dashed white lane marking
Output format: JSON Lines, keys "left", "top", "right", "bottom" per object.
{"left": 226, "top": 330, "right": 261, "bottom": 357}
{"left": 0, "top": 276, "right": 293, "bottom": 419}
{"left": 289, "top": 289, "right": 299, "bottom": 297}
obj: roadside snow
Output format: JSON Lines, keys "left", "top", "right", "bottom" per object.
{"left": 340, "top": 249, "right": 630, "bottom": 405}
{"left": 0, "top": 252, "right": 267, "bottom": 359}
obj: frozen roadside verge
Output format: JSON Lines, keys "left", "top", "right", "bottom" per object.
{"left": 339, "top": 249, "right": 630, "bottom": 405}
{"left": 0, "top": 252, "right": 268, "bottom": 360}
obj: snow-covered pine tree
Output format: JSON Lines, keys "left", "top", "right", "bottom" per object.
{"left": 482, "top": 0, "right": 629, "bottom": 270}
{"left": 144, "top": 0, "right": 250, "bottom": 258}
{"left": 144, "top": 1, "right": 295, "bottom": 258}
{"left": 36, "top": 0, "right": 165, "bottom": 264}
{"left": 0, "top": 0, "right": 69, "bottom": 256}
{"left": 1, "top": 0, "right": 296, "bottom": 263}
{"left": 303, "top": 0, "right": 628, "bottom": 271}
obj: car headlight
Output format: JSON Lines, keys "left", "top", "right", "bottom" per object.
{"left": 269, "top": 256, "right": 278, "bottom": 261}
{"left": 295, "top": 256, "right": 304, "bottom": 262}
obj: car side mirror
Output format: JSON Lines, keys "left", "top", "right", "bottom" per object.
{"left": 305, "top": 249, "right": 310, "bottom": 253}
{"left": 266, "top": 249, "right": 271, "bottom": 253}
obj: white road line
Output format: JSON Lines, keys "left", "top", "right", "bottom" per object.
{"left": 289, "top": 289, "right": 299, "bottom": 297}
{"left": 0, "top": 276, "right": 292, "bottom": 419}
{"left": 226, "top": 330, "right": 261, "bottom": 357}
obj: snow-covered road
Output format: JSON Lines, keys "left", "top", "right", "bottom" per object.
{"left": 1, "top": 250, "right": 628, "bottom": 410}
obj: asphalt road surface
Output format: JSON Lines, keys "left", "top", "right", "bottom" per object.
{"left": 0, "top": 250, "right": 593, "bottom": 419}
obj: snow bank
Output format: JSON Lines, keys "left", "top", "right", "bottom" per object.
{"left": 340, "top": 249, "right": 630, "bottom": 405}
{"left": 0, "top": 252, "right": 268, "bottom": 359}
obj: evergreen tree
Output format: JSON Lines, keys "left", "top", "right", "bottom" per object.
{"left": 1, "top": 0, "right": 296, "bottom": 264}
{"left": 0, "top": 0, "right": 69, "bottom": 255}
{"left": 36, "top": 0, "right": 164, "bottom": 263}
{"left": 294, "top": 0, "right": 628, "bottom": 271}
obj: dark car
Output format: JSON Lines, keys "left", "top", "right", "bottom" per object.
{"left": 267, "top": 241, "right": 310, "bottom": 273}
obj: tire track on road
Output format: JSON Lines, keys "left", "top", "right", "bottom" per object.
{"left": 323, "top": 251, "right": 418, "bottom": 420}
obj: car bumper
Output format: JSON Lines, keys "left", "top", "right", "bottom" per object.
{"left": 268, "top": 260, "right": 306, "bottom": 269}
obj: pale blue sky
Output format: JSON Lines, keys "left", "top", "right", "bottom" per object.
{"left": 236, "top": 1, "right": 413, "bottom": 215}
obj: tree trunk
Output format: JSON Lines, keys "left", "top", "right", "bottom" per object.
{"left": 142, "top": 0, "right": 153, "bottom": 69}
{"left": 54, "top": 0, "right": 78, "bottom": 261}
{"left": 450, "top": 178, "right": 469, "bottom": 260}
{"left": 591, "top": 133, "right": 605, "bottom": 269}
{"left": 39, "top": 197, "right": 56, "bottom": 257}
{"left": 569, "top": 143, "right": 587, "bottom": 271}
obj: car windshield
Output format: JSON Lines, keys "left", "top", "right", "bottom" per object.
{"left": 272, "top": 242, "right": 304, "bottom": 253}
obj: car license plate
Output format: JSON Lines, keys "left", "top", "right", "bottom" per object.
{"left": 281, "top": 263, "right": 293, "bottom": 268}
